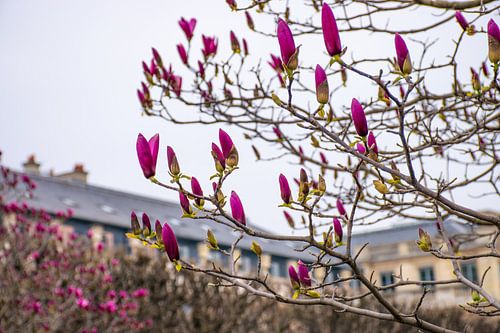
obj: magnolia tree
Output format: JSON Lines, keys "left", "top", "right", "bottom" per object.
{"left": 131, "top": 1, "right": 499, "bottom": 332}
{"left": 0, "top": 157, "right": 154, "bottom": 332}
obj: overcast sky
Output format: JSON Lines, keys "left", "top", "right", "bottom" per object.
{"left": 1, "top": 1, "right": 497, "bottom": 234}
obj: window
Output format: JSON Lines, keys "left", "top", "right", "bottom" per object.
{"left": 270, "top": 262, "right": 283, "bottom": 277}
{"left": 269, "top": 257, "right": 287, "bottom": 278}
{"left": 419, "top": 266, "right": 435, "bottom": 290}
{"left": 419, "top": 266, "right": 435, "bottom": 281}
{"left": 179, "top": 244, "right": 192, "bottom": 260}
{"left": 208, "top": 250, "right": 229, "bottom": 267}
{"left": 349, "top": 278, "right": 361, "bottom": 290}
{"left": 461, "top": 262, "right": 478, "bottom": 283}
{"left": 380, "top": 271, "right": 394, "bottom": 292}
{"left": 239, "top": 256, "right": 253, "bottom": 273}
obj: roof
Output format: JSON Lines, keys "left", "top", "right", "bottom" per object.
{"left": 351, "top": 219, "right": 473, "bottom": 248}
{"left": 25, "top": 173, "right": 314, "bottom": 261}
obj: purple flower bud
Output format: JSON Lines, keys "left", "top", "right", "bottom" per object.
{"left": 202, "top": 35, "right": 218, "bottom": 59}
{"left": 277, "top": 18, "right": 298, "bottom": 70}
{"left": 481, "top": 61, "right": 490, "bottom": 77}
{"left": 167, "top": 146, "right": 180, "bottom": 176}
{"left": 367, "top": 131, "right": 378, "bottom": 154}
{"left": 394, "top": 33, "right": 412, "bottom": 75}
{"left": 288, "top": 265, "right": 300, "bottom": 289}
{"left": 191, "top": 177, "right": 204, "bottom": 207}
{"left": 272, "top": 126, "right": 283, "bottom": 140}
{"left": 351, "top": 98, "right": 368, "bottom": 137}
{"left": 245, "top": 12, "right": 254, "bottom": 30}
{"left": 198, "top": 61, "right": 205, "bottom": 79}
{"left": 242, "top": 38, "right": 249, "bottom": 56}
{"left": 487, "top": 19, "right": 500, "bottom": 64}
{"left": 336, "top": 198, "right": 347, "bottom": 218}
{"left": 136, "top": 133, "right": 159, "bottom": 179}
{"left": 230, "top": 191, "right": 246, "bottom": 225}
{"left": 297, "top": 260, "right": 311, "bottom": 287}
{"left": 279, "top": 174, "right": 292, "bottom": 204}
{"left": 315, "top": 64, "right": 329, "bottom": 104}
{"left": 179, "top": 191, "right": 192, "bottom": 215}
{"left": 470, "top": 67, "right": 481, "bottom": 91}
{"left": 137, "top": 89, "right": 146, "bottom": 107}
{"left": 211, "top": 143, "right": 226, "bottom": 172}
{"left": 142, "top": 61, "right": 151, "bottom": 75}
{"left": 152, "top": 47, "right": 162, "bottom": 67}
{"left": 319, "top": 152, "right": 328, "bottom": 165}
{"left": 130, "top": 211, "right": 140, "bottom": 235}
{"left": 162, "top": 222, "right": 179, "bottom": 261}
{"left": 179, "top": 17, "right": 197, "bottom": 41}
{"left": 177, "top": 44, "right": 188, "bottom": 64}
{"left": 219, "top": 129, "right": 234, "bottom": 158}
{"left": 284, "top": 211, "right": 294, "bottom": 228}
{"left": 171, "top": 75, "right": 182, "bottom": 97}
{"left": 455, "top": 11, "right": 468, "bottom": 31}
{"left": 268, "top": 54, "right": 283, "bottom": 73}
{"left": 226, "top": 0, "right": 237, "bottom": 10}
{"left": 356, "top": 143, "right": 366, "bottom": 155}
{"left": 321, "top": 3, "right": 342, "bottom": 57}
{"left": 155, "top": 220, "right": 163, "bottom": 243}
{"left": 142, "top": 213, "right": 151, "bottom": 233}
{"left": 333, "top": 217, "right": 343, "bottom": 243}
{"left": 230, "top": 31, "right": 240, "bottom": 53}
{"left": 219, "top": 129, "right": 239, "bottom": 167}
{"left": 141, "top": 82, "right": 150, "bottom": 99}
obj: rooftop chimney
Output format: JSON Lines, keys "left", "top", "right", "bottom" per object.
{"left": 56, "top": 163, "right": 88, "bottom": 183}
{"left": 23, "top": 155, "right": 41, "bottom": 175}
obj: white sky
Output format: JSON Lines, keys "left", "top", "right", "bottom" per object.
{"left": 1, "top": 1, "right": 497, "bottom": 234}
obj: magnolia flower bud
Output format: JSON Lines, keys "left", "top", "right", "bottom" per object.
{"left": 321, "top": 3, "right": 342, "bottom": 57}
{"left": 155, "top": 220, "right": 163, "bottom": 244}
{"left": 245, "top": 12, "right": 254, "bottom": 30}
{"left": 207, "top": 229, "right": 218, "bottom": 249}
{"left": 297, "top": 261, "right": 311, "bottom": 287}
{"left": 283, "top": 211, "right": 295, "bottom": 228}
{"left": 470, "top": 68, "right": 481, "bottom": 91}
{"left": 317, "top": 174, "right": 326, "bottom": 195}
{"left": 455, "top": 11, "right": 469, "bottom": 31}
{"left": 351, "top": 98, "right": 368, "bottom": 137}
{"left": 178, "top": 17, "right": 197, "bottom": 41}
{"left": 394, "top": 33, "right": 412, "bottom": 75}
{"left": 250, "top": 241, "right": 262, "bottom": 256}
{"left": 298, "top": 168, "right": 309, "bottom": 200}
{"left": 177, "top": 44, "right": 188, "bottom": 64}
{"left": 416, "top": 228, "right": 432, "bottom": 252}
{"left": 162, "top": 222, "right": 180, "bottom": 262}
{"left": 336, "top": 198, "right": 347, "bottom": 219}
{"left": 333, "top": 217, "right": 343, "bottom": 244}
{"left": 230, "top": 191, "right": 246, "bottom": 225}
{"left": 211, "top": 143, "right": 226, "bottom": 173}
{"left": 167, "top": 146, "right": 180, "bottom": 176}
{"left": 219, "top": 129, "right": 239, "bottom": 168}
{"left": 279, "top": 174, "right": 292, "bottom": 204}
{"left": 367, "top": 131, "right": 378, "bottom": 156}
{"left": 356, "top": 143, "right": 366, "bottom": 155}
{"left": 315, "top": 65, "right": 329, "bottom": 104}
{"left": 179, "top": 192, "right": 193, "bottom": 215}
{"left": 487, "top": 19, "right": 500, "bottom": 64}
{"left": 191, "top": 177, "right": 204, "bottom": 207}
{"left": 131, "top": 211, "right": 141, "bottom": 235}
{"left": 288, "top": 265, "right": 300, "bottom": 289}
{"left": 229, "top": 31, "right": 241, "bottom": 54}
{"left": 142, "top": 213, "right": 151, "bottom": 236}
{"left": 136, "top": 133, "right": 159, "bottom": 179}
{"left": 208, "top": 185, "right": 223, "bottom": 210}
{"left": 277, "top": 18, "right": 299, "bottom": 71}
